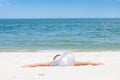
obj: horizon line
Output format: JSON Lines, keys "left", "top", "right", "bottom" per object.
{"left": 0, "top": 18, "right": 120, "bottom": 19}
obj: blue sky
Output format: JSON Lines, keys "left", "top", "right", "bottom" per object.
{"left": 0, "top": 0, "right": 120, "bottom": 18}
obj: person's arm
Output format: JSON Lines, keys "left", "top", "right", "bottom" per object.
{"left": 74, "top": 61, "right": 103, "bottom": 66}
{"left": 22, "top": 62, "right": 51, "bottom": 67}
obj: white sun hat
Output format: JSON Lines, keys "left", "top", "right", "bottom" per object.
{"left": 51, "top": 51, "right": 75, "bottom": 66}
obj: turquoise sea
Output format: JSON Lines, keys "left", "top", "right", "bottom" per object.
{"left": 0, "top": 18, "right": 120, "bottom": 51}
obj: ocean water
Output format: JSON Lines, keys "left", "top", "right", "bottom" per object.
{"left": 0, "top": 18, "right": 120, "bottom": 51}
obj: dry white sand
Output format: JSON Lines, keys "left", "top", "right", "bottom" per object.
{"left": 0, "top": 50, "right": 120, "bottom": 80}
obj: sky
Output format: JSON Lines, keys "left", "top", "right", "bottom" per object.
{"left": 0, "top": 0, "right": 120, "bottom": 18}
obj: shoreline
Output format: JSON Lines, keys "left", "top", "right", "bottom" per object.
{"left": 0, "top": 49, "right": 120, "bottom": 53}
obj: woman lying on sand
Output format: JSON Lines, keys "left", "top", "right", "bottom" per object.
{"left": 23, "top": 52, "right": 103, "bottom": 67}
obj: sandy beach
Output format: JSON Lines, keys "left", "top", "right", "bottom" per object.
{"left": 0, "top": 50, "right": 120, "bottom": 80}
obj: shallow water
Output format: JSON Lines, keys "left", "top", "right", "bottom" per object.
{"left": 0, "top": 18, "right": 120, "bottom": 51}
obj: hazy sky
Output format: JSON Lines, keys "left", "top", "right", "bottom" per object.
{"left": 0, "top": 0, "right": 120, "bottom": 18}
